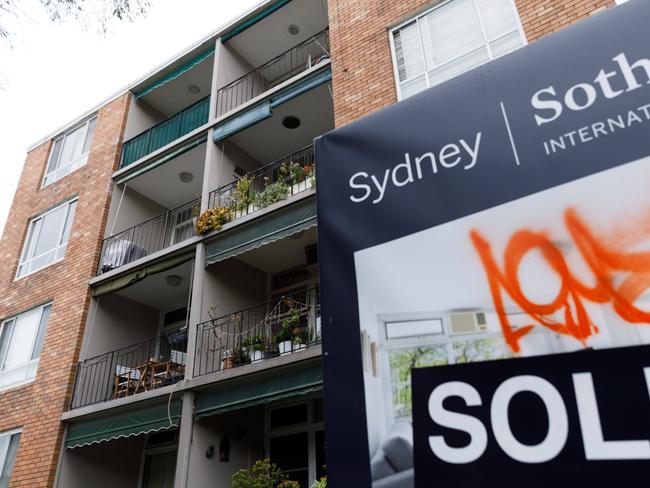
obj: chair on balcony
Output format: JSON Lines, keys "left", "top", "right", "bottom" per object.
{"left": 114, "top": 366, "right": 140, "bottom": 398}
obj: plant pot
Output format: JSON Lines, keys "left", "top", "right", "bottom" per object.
{"left": 263, "top": 350, "right": 276, "bottom": 360}
{"left": 251, "top": 350, "right": 264, "bottom": 362}
{"left": 278, "top": 340, "right": 293, "bottom": 355}
{"left": 293, "top": 343, "right": 307, "bottom": 353}
{"left": 222, "top": 356, "right": 234, "bottom": 370}
{"left": 292, "top": 180, "right": 308, "bottom": 195}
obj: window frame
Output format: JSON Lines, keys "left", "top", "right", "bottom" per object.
{"left": 388, "top": 0, "right": 527, "bottom": 100}
{"left": 265, "top": 397, "right": 325, "bottom": 486}
{"left": 16, "top": 198, "right": 78, "bottom": 279}
{"left": 0, "top": 428, "right": 21, "bottom": 488}
{"left": 0, "top": 303, "right": 52, "bottom": 391}
{"left": 42, "top": 116, "right": 97, "bottom": 187}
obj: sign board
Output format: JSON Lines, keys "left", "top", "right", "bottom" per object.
{"left": 315, "top": 1, "right": 650, "bottom": 486}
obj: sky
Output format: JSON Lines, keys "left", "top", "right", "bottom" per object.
{"left": 0, "top": 0, "right": 260, "bottom": 234}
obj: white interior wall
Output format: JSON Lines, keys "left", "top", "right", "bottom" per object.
{"left": 104, "top": 186, "right": 167, "bottom": 238}
{"left": 123, "top": 98, "right": 166, "bottom": 141}
{"left": 56, "top": 436, "right": 146, "bottom": 488}
{"left": 186, "top": 407, "right": 265, "bottom": 488}
{"left": 201, "top": 259, "right": 268, "bottom": 322}
{"left": 82, "top": 294, "right": 161, "bottom": 359}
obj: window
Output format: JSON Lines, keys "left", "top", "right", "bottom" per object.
{"left": 267, "top": 398, "right": 325, "bottom": 487}
{"left": 0, "top": 304, "right": 51, "bottom": 389}
{"left": 17, "top": 199, "right": 77, "bottom": 278}
{"left": 390, "top": 0, "right": 525, "bottom": 99}
{"left": 43, "top": 117, "right": 96, "bottom": 186}
{"left": 0, "top": 430, "right": 21, "bottom": 488}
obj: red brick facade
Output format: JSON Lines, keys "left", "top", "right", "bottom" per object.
{"left": 328, "top": 0, "right": 616, "bottom": 127}
{"left": 0, "top": 93, "right": 130, "bottom": 487}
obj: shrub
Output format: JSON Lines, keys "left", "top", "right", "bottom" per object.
{"left": 231, "top": 458, "right": 287, "bottom": 488}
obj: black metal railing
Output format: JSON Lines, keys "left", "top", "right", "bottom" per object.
{"left": 121, "top": 96, "right": 210, "bottom": 168}
{"left": 194, "top": 287, "right": 320, "bottom": 377}
{"left": 207, "top": 145, "right": 314, "bottom": 220}
{"left": 98, "top": 198, "right": 199, "bottom": 275}
{"left": 216, "top": 29, "right": 330, "bottom": 116}
{"left": 70, "top": 328, "right": 188, "bottom": 409}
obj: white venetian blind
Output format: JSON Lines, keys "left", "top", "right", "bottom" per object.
{"left": 392, "top": 0, "right": 525, "bottom": 99}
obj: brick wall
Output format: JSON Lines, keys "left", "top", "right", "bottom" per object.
{"left": 0, "top": 93, "right": 130, "bottom": 487}
{"left": 328, "top": 0, "right": 616, "bottom": 127}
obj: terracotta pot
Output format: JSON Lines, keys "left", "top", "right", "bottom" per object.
{"left": 222, "top": 356, "right": 234, "bottom": 370}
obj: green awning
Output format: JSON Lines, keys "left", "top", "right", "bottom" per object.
{"left": 135, "top": 48, "right": 215, "bottom": 99}
{"left": 221, "top": 0, "right": 292, "bottom": 43}
{"left": 212, "top": 102, "right": 272, "bottom": 143}
{"left": 92, "top": 252, "right": 194, "bottom": 297}
{"left": 205, "top": 198, "right": 316, "bottom": 266}
{"left": 65, "top": 400, "right": 182, "bottom": 449}
{"left": 195, "top": 362, "right": 322, "bottom": 419}
{"left": 270, "top": 68, "right": 332, "bottom": 108}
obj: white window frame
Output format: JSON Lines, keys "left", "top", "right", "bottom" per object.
{"left": 265, "top": 397, "right": 325, "bottom": 486}
{"left": 42, "top": 116, "right": 96, "bottom": 187}
{"left": 16, "top": 199, "right": 78, "bottom": 279}
{"left": 0, "top": 428, "right": 21, "bottom": 488}
{"left": 388, "top": 0, "right": 527, "bottom": 100}
{"left": 378, "top": 311, "right": 557, "bottom": 428}
{"left": 0, "top": 303, "right": 52, "bottom": 391}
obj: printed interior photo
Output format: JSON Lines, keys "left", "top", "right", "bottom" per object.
{"left": 353, "top": 155, "right": 650, "bottom": 488}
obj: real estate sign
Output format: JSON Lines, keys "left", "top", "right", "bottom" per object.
{"left": 315, "top": 1, "right": 650, "bottom": 486}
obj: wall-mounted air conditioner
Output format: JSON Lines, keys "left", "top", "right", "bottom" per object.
{"left": 448, "top": 311, "right": 488, "bottom": 335}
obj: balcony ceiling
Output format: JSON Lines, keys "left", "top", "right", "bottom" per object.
{"left": 235, "top": 225, "right": 317, "bottom": 274}
{"left": 227, "top": 0, "right": 328, "bottom": 68}
{"left": 115, "top": 260, "right": 193, "bottom": 310}
{"left": 126, "top": 142, "right": 206, "bottom": 209}
{"left": 229, "top": 82, "right": 333, "bottom": 164}
{"left": 139, "top": 55, "right": 214, "bottom": 117}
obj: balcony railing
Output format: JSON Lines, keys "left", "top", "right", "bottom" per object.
{"left": 194, "top": 287, "right": 320, "bottom": 377}
{"left": 207, "top": 145, "right": 314, "bottom": 221}
{"left": 99, "top": 198, "right": 199, "bottom": 275}
{"left": 70, "top": 328, "right": 188, "bottom": 409}
{"left": 216, "top": 29, "right": 330, "bottom": 116}
{"left": 120, "top": 96, "right": 210, "bottom": 168}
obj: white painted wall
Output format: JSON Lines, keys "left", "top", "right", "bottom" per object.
{"left": 56, "top": 436, "right": 146, "bottom": 488}
{"left": 124, "top": 98, "right": 166, "bottom": 141}
{"left": 187, "top": 407, "right": 265, "bottom": 488}
{"left": 105, "top": 186, "right": 167, "bottom": 237}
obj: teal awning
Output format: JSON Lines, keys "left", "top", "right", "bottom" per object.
{"left": 135, "top": 48, "right": 215, "bottom": 99}
{"left": 205, "top": 198, "right": 316, "bottom": 266}
{"left": 212, "top": 102, "right": 272, "bottom": 143}
{"left": 270, "top": 68, "right": 332, "bottom": 108}
{"left": 221, "top": 0, "right": 292, "bottom": 43}
{"left": 92, "top": 252, "right": 194, "bottom": 297}
{"left": 195, "top": 362, "right": 322, "bottom": 419}
{"left": 65, "top": 400, "right": 182, "bottom": 449}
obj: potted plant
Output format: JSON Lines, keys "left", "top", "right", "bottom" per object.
{"left": 222, "top": 349, "right": 234, "bottom": 370}
{"left": 232, "top": 345, "right": 250, "bottom": 366}
{"left": 275, "top": 322, "right": 294, "bottom": 356}
{"left": 292, "top": 327, "right": 308, "bottom": 353}
{"left": 251, "top": 176, "right": 290, "bottom": 209}
{"left": 232, "top": 175, "right": 252, "bottom": 219}
{"left": 195, "top": 206, "right": 231, "bottom": 235}
{"left": 243, "top": 334, "right": 266, "bottom": 362}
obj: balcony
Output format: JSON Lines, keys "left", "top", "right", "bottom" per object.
{"left": 99, "top": 198, "right": 199, "bottom": 275}
{"left": 207, "top": 144, "right": 314, "bottom": 223}
{"left": 70, "top": 328, "right": 188, "bottom": 409}
{"left": 194, "top": 287, "right": 320, "bottom": 377}
{"left": 120, "top": 95, "right": 210, "bottom": 169}
{"left": 216, "top": 29, "right": 329, "bottom": 117}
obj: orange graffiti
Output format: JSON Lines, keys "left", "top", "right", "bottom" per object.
{"left": 470, "top": 207, "right": 650, "bottom": 353}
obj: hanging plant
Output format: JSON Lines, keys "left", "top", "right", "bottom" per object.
{"left": 195, "top": 207, "right": 231, "bottom": 235}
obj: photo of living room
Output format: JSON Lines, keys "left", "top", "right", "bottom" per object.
{"left": 353, "top": 155, "right": 650, "bottom": 487}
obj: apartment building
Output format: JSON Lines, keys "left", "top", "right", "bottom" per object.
{"left": 0, "top": 0, "right": 616, "bottom": 487}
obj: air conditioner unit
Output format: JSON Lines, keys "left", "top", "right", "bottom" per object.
{"left": 448, "top": 311, "right": 488, "bottom": 335}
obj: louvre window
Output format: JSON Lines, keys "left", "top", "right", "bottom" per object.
{"left": 43, "top": 117, "right": 96, "bottom": 186}
{"left": 391, "top": 0, "right": 525, "bottom": 99}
